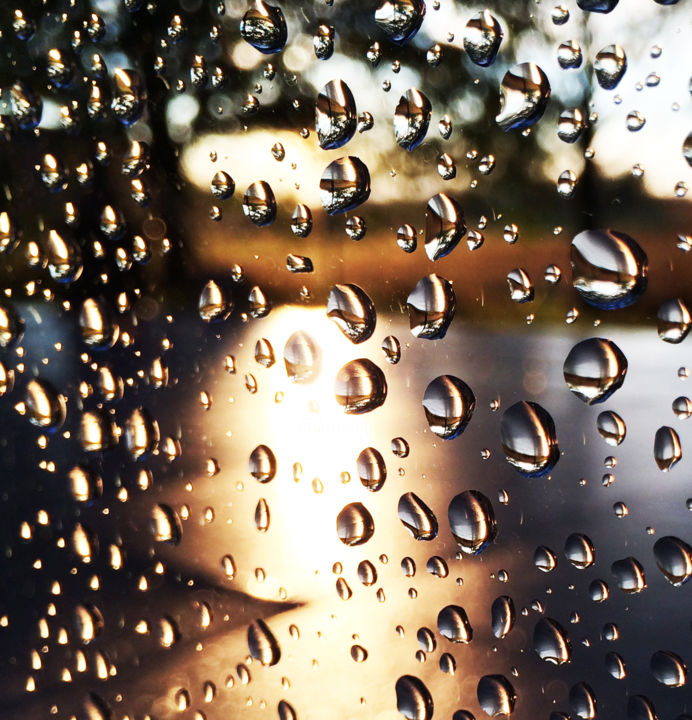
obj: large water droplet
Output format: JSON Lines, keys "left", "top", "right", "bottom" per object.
{"left": 558, "top": 108, "right": 586, "bottom": 143}
{"left": 438, "top": 605, "right": 472, "bottom": 643}
{"left": 357, "top": 447, "right": 387, "bottom": 491}
{"left": 337, "top": 502, "right": 374, "bottom": 546}
{"left": 25, "top": 379, "right": 65, "bottom": 430}
{"left": 291, "top": 203, "right": 312, "bottom": 237}
{"left": 594, "top": 45, "right": 627, "bottom": 90}
{"left": 0, "top": 303, "right": 24, "bottom": 348}
{"left": 316, "top": 80, "right": 357, "bottom": 150}
{"left": 394, "top": 89, "right": 431, "bottom": 150}
{"left": 463, "top": 11, "right": 503, "bottom": 67}
{"left": 654, "top": 426, "right": 682, "bottom": 471}
{"left": 248, "top": 619, "right": 281, "bottom": 666}
{"left": 240, "top": 0, "right": 287, "bottom": 54}
{"left": 448, "top": 490, "right": 497, "bottom": 555}
{"left": 626, "top": 696, "right": 656, "bottom": 720}
{"left": 496, "top": 63, "right": 551, "bottom": 132}
{"left": 199, "top": 280, "right": 231, "bottom": 322}
{"left": 653, "top": 535, "right": 692, "bottom": 586}
{"left": 491, "top": 596, "right": 515, "bottom": 639}
{"left": 657, "top": 299, "right": 691, "bottom": 343}
{"left": 151, "top": 504, "right": 182, "bottom": 544}
{"left": 506, "top": 268, "right": 534, "bottom": 303}
{"left": 500, "top": 401, "right": 559, "bottom": 477}
{"left": 407, "top": 274, "right": 456, "bottom": 339}
{"left": 320, "top": 157, "right": 371, "bottom": 215}
{"left": 569, "top": 682, "right": 597, "bottom": 720}
{"left": 565, "top": 533, "right": 595, "bottom": 568}
{"left": 651, "top": 650, "right": 687, "bottom": 687}
{"left": 398, "top": 492, "right": 438, "bottom": 540}
{"left": 250, "top": 444, "right": 277, "bottom": 483}
{"left": 570, "top": 229, "right": 647, "bottom": 309}
{"left": 327, "top": 284, "right": 376, "bottom": 343}
{"left": 477, "top": 675, "right": 516, "bottom": 718}
{"left": 422, "top": 375, "right": 475, "bottom": 439}
{"left": 577, "top": 0, "right": 618, "bottom": 11}
{"left": 243, "top": 181, "right": 277, "bottom": 226}
{"left": 533, "top": 618, "right": 572, "bottom": 664}
{"left": 534, "top": 545, "right": 557, "bottom": 572}
{"left": 124, "top": 407, "right": 160, "bottom": 460}
{"left": 425, "top": 193, "right": 466, "bottom": 260}
{"left": 611, "top": 556, "right": 646, "bottom": 593}
{"left": 563, "top": 338, "right": 627, "bottom": 404}
{"left": 111, "top": 68, "right": 145, "bottom": 125}
{"left": 284, "top": 330, "right": 321, "bottom": 384}
{"left": 605, "top": 652, "right": 627, "bottom": 680}
{"left": 335, "top": 359, "right": 387, "bottom": 413}
{"left": 375, "top": 0, "right": 426, "bottom": 44}
{"left": 596, "top": 411, "right": 626, "bottom": 446}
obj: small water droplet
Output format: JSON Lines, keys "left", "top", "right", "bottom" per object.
{"left": 596, "top": 411, "right": 626, "bottom": 445}
{"left": 243, "top": 181, "right": 276, "bottom": 226}
{"left": 314, "top": 24, "right": 334, "bottom": 60}
{"left": 358, "top": 447, "right": 387, "bottom": 491}
{"left": 491, "top": 596, "right": 515, "bottom": 639}
{"left": 557, "top": 40, "right": 582, "bottom": 69}
{"left": 654, "top": 426, "right": 682, "bottom": 471}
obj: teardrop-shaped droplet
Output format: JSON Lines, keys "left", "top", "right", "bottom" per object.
{"left": 79, "top": 410, "right": 118, "bottom": 452}
{"left": 25, "top": 379, "right": 65, "bottom": 430}
{"left": 250, "top": 444, "right": 277, "bottom": 483}
{"left": 424, "top": 193, "right": 465, "bottom": 260}
{"left": 291, "top": 203, "right": 313, "bottom": 237}
{"left": 534, "top": 545, "right": 557, "bottom": 572}
{"left": 594, "top": 44, "right": 627, "bottom": 89}
{"left": 506, "top": 268, "right": 534, "bottom": 303}
{"left": 327, "top": 284, "right": 376, "bottom": 343}
{"left": 320, "top": 157, "right": 370, "bottom": 215}
{"left": 358, "top": 559, "right": 378, "bottom": 585}
{"left": 596, "top": 411, "right": 626, "bottom": 446}
{"left": 407, "top": 274, "right": 456, "bottom": 339}
{"left": 382, "top": 335, "right": 402, "bottom": 364}
{"left": 337, "top": 502, "right": 374, "bottom": 546}
{"left": 626, "top": 696, "right": 656, "bottom": 720}
{"left": 314, "top": 24, "right": 334, "bottom": 60}
{"left": 357, "top": 447, "right": 387, "bottom": 491}
{"left": 611, "top": 556, "right": 646, "bottom": 593}
{"left": 533, "top": 618, "right": 572, "bottom": 665}
{"left": 563, "top": 338, "right": 627, "bottom": 404}
{"left": 248, "top": 619, "right": 281, "bottom": 666}
{"left": 605, "top": 652, "right": 627, "bottom": 680}
{"left": 654, "top": 426, "right": 682, "bottom": 471}
{"left": 500, "top": 401, "right": 559, "bottom": 477}
{"left": 653, "top": 535, "right": 692, "bottom": 586}
{"left": 375, "top": 0, "right": 426, "bottom": 44}
{"left": 448, "top": 490, "right": 497, "bottom": 555}
{"left": 284, "top": 330, "right": 321, "bottom": 384}
{"left": 240, "top": 0, "right": 287, "bottom": 54}
{"left": 558, "top": 108, "right": 586, "bottom": 143}
{"left": 463, "top": 10, "right": 503, "bottom": 67}
{"left": 151, "top": 504, "right": 182, "bottom": 544}
{"left": 651, "top": 650, "right": 687, "bottom": 687}
{"left": 255, "top": 498, "right": 270, "bottom": 532}
{"left": 569, "top": 682, "right": 597, "bottom": 720}
{"left": 394, "top": 88, "right": 431, "bottom": 151}
{"left": 316, "top": 80, "right": 357, "bottom": 150}
{"left": 211, "top": 170, "right": 234, "bottom": 200}
{"left": 0, "top": 212, "right": 17, "bottom": 254}
{"left": 657, "top": 299, "right": 691, "bottom": 343}
{"left": 334, "top": 359, "right": 387, "bottom": 414}
{"left": 111, "top": 68, "right": 145, "bottom": 125}
{"left": 565, "top": 533, "right": 595, "bottom": 569}
{"left": 243, "top": 181, "right": 276, "bottom": 226}
{"left": 79, "top": 299, "right": 116, "bottom": 347}
{"left": 423, "top": 375, "right": 475, "bottom": 439}
{"left": 438, "top": 605, "right": 472, "bottom": 643}
{"left": 491, "top": 596, "right": 515, "bottom": 639}
{"left": 0, "top": 303, "right": 24, "bottom": 348}
{"left": 571, "top": 228, "right": 647, "bottom": 309}
{"left": 496, "top": 63, "right": 551, "bottom": 132}
{"left": 199, "top": 280, "right": 231, "bottom": 323}
{"left": 477, "top": 675, "right": 516, "bottom": 718}
{"left": 398, "top": 492, "right": 438, "bottom": 540}
{"left": 124, "top": 407, "right": 159, "bottom": 460}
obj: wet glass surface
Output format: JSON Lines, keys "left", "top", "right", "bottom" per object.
{"left": 0, "top": 1, "right": 691, "bottom": 719}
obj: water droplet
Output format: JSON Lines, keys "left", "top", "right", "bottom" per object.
{"left": 358, "top": 560, "right": 378, "bottom": 586}
{"left": 492, "top": 596, "right": 515, "bottom": 639}
{"left": 424, "top": 193, "right": 466, "bottom": 260}
{"left": 611, "top": 556, "right": 646, "bottom": 593}
{"left": 151, "top": 504, "right": 182, "bottom": 544}
{"left": 394, "top": 89, "right": 432, "bottom": 150}
{"left": 337, "top": 502, "right": 375, "bottom": 546}
{"left": 651, "top": 650, "right": 687, "bottom": 687}
{"left": 463, "top": 11, "right": 503, "bottom": 67}
{"left": 211, "top": 170, "right": 234, "bottom": 200}
{"left": 672, "top": 396, "right": 692, "bottom": 419}
{"left": 327, "top": 284, "right": 376, "bottom": 343}
{"left": 334, "top": 359, "right": 387, "bottom": 413}
{"left": 500, "top": 401, "right": 559, "bottom": 477}
{"left": 565, "top": 533, "right": 595, "bottom": 569}
{"left": 0, "top": 303, "right": 24, "bottom": 348}
{"left": 243, "top": 181, "right": 276, "bottom": 226}
{"left": 435, "top": 605, "right": 471, "bottom": 644}
{"left": 198, "top": 280, "right": 231, "bottom": 323}
{"left": 506, "top": 268, "right": 534, "bottom": 303}
{"left": 111, "top": 68, "right": 145, "bottom": 125}
{"left": 124, "top": 408, "right": 159, "bottom": 460}
{"left": 654, "top": 426, "right": 682, "bottom": 471}
{"left": 25, "top": 379, "right": 65, "bottom": 430}
{"left": 595, "top": 45, "right": 627, "bottom": 90}
{"left": 534, "top": 546, "right": 557, "bottom": 572}
{"left": 248, "top": 619, "right": 281, "bottom": 666}
{"left": 570, "top": 229, "right": 648, "bottom": 309}
{"left": 605, "top": 652, "right": 627, "bottom": 679}
{"left": 358, "top": 447, "right": 387, "bottom": 491}
{"left": 626, "top": 110, "right": 646, "bottom": 132}
{"left": 398, "top": 223, "right": 418, "bottom": 252}
{"left": 578, "top": 0, "right": 618, "bottom": 10}
{"left": 569, "top": 682, "right": 597, "bottom": 720}
{"left": 398, "top": 492, "right": 438, "bottom": 540}
{"left": 10, "top": 80, "right": 42, "bottom": 129}
{"left": 558, "top": 108, "right": 586, "bottom": 143}
{"left": 657, "top": 299, "right": 691, "bottom": 343}
{"left": 240, "top": 0, "right": 287, "bottom": 54}
{"left": 382, "top": 335, "right": 402, "bottom": 364}
{"left": 316, "top": 80, "right": 357, "bottom": 150}
{"left": 255, "top": 498, "right": 270, "bottom": 532}
{"left": 563, "top": 338, "right": 628, "bottom": 404}
{"left": 320, "top": 157, "right": 370, "bottom": 215}
{"left": 284, "top": 330, "right": 321, "bottom": 384}
{"left": 557, "top": 170, "right": 577, "bottom": 198}
{"left": 314, "top": 24, "right": 334, "bottom": 60}
{"left": 557, "top": 40, "right": 582, "bottom": 69}
{"left": 496, "top": 63, "right": 551, "bottom": 132}
{"left": 448, "top": 490, "right": 497, "bottom": 554}
{"left": 653, "top": 536, "right": 692, "bottom": 586}
{"left": 534, "top": 618, "right": 571, "bottom": 664}
{"left": 290, "top": 203, "right": 312, "bottom": 237}
{"left": 477, "top": 675, "right": 516, "bottom": 718}
{"left": 249, "top": 445, "right": 277, "bottom": 483}
{"left": 375, "top": 0, "right": 426, "bottom": 44}
{"left": 422, "top": 375, "right": 475, "bottom": 439}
